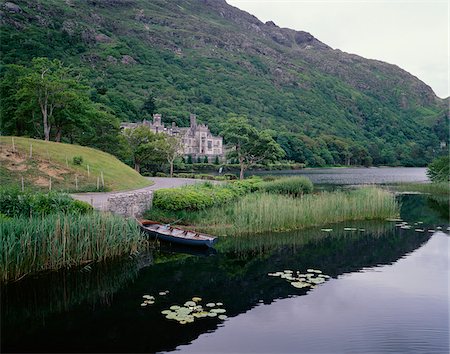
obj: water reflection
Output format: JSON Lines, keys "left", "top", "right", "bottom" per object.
{"left": 1, "top": 194, "right": 448, "bottom": 353}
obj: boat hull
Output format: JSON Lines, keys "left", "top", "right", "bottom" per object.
{"left": 139, "top": 225, "right": 217, "bottom": 248}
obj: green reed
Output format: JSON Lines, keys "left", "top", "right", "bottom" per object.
{"left": 0, "top": 213, "right": 145, "bottom": 282}
{"left": 192, "top": 187, "right": 399, "bottom": 236}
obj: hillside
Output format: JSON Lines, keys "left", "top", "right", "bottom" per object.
{"left": 0, "top": 0, "right": 448, "bottom": 166}
{"left": 0, "top": 137, "right": 151, "bottom": 191}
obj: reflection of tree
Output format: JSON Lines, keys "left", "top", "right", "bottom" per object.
{"left": 2, "top": 255, "right": 150, "bottom": 329}
{"left": 426, "top": 195, "right": 449, "bottom": 221}
{"left": 399, "top": 194, "right": 449, "bottom": 224}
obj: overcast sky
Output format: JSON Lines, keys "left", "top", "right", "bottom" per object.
{"left": 227, "top": 0, "right": 449, "bottom": 98}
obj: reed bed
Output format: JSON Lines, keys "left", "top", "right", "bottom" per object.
{"left": 390, "top": 182, "right": 450, "bottom": 196}
{"left": 0, "top": 213, "right": 145, "bottom": 282}
{"left": 193, "top": 187, "right": 399, "bottom": 236}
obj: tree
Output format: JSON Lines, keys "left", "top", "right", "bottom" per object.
{"left": 141, "top": 93, "right": 156, "bottom": 118}
{"left": 204, "top": 156, "right": 209, "bottom": 163}
{"left": 221, "top": 116, "right": 285, "bottom": 179}
{"left": 214, "top": 156, "right": 220, "bottom": 165}
{"left": 123, "top": 126, "right": 165, "bottom": 173}
{"left": 187, "top": 155, "right": 193, "bottom": 164}
{"left": 159, "top": 135, "right": 183, "bottom": 177}
{"left": 16, "top": 57, "right": 88, "bottom": 141}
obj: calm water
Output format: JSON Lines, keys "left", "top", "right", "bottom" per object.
{"left": 249, "top": 167, "right": 429, "bottom": 184}
{"left": 1, "top": 168, "right": 448, "bottom": 354}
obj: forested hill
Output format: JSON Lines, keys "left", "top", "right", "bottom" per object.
{"left": 1, "top": 0, "right": 448, "bottom": 166}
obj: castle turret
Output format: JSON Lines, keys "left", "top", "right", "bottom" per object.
{"left": 153, "top": 114, "right": 162, "bottom": 126}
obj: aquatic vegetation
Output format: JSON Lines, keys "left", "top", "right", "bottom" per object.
{"left": 258, "top": 176, "right": 313, "bottom": 196}
{"left": 159, "top": 298, "right": 228, "bottom": 325}
{"left": 0, "top": 213, "right": 145, "bottom": 282}
{"left": 194, "top": 187, "right": 399, "bottom": 236}
{"left": 268, "top": 269, "right": 331, "bottom": 290}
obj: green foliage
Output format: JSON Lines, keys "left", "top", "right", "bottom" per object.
{"left": 73, "top": 155, "right": 83, "bottom": 165}
{"left": 0, "top": 213, "right": 145, "bottom": 282}
{"left": 0, "top": 0, "right": 446, "bottom": 167}
{"left": 221, "top": 116, "right": 285, "bottom": 179}
{"left": 153, "top": 179, "right": 260, "bottom": 211}
{"left": 214, "top": 156, "right": 220, "bottom": 165}
{"left": 187, "top": 155, "right": 193, "bottom": 164}
{"left": 427, "top": 156, "right": 449, "bottom": 182}
{"left": 0, "top": 189, "right": 92, "bottom": 218}
{"left": 259, "top": 176, "right": 313, "bottom": 196}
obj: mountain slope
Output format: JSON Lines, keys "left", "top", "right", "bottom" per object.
{"left": 0, "top": 0, "right": 447, "bottom": 166}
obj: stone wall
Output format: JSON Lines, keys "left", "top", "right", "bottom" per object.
{"left": 106, "top": 191, "right": 153, "bottom": 217}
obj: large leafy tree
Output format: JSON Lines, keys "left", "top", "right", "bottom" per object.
{"left": 14, "top": 57, "right": 89, "bottom": 141}
{"left": 159, "top": 135, "right": 183, "bottom": 177}
{"left": 123, "top": 126, "right": 166, "bottom": 173}
{"left": 221, "top": 116, "right": 285, "bottom": 179}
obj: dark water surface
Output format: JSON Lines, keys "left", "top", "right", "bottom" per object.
{"left": 248, "top": 167, "right": 428, "bottom": 185}
{"left": 1, "top": 185, "right": 448, "bottom": 353}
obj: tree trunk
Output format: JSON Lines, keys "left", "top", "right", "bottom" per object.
{"left": 169, "top": 161, "right": 174, "bottom": 177}
{"left": 239, "top": 161, "right": 245, "bottom": 180}
{"left": 55, "top": 127, "right": 62, "bottom": 142}
{"left": 134, "top": 162, "right": 140, "bottom": 173}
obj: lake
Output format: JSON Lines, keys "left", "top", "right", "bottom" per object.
{"left": 248, "top": 167, "right": 429, "bottom": 185}
{"left": 1, "top": 169, "right": 448, "bottom": 354}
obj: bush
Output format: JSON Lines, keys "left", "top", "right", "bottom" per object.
{"left": 223, "top": 173, "right": 238, "bottom": 180}
{"left": 0, "top": 189, "right": 93, "bottom": 218}
{"left": 259, "top": 176, "right": 313, "bottom": 196}
{"left": 427, "top": 156, "right": 449, "bottom": 182}
{"left": 153, "top": 180, "right": 255, "bottom": 211}
{"left": 155, "top": 172, "right": 168, "bottom": 177}
{"left": 73, "top": 155, "right": 83, "bottom": 165}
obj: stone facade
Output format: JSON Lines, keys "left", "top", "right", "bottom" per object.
{"left": 121, "top": 114, "right": 224, "bottom": 160}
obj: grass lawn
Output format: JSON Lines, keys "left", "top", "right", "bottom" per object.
{"left": 0, "top": 136, "right": 151, "bottom": 192}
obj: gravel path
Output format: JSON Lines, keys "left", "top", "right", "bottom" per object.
{"left": 71, "top": 177, "right": 203, "bottom": 210}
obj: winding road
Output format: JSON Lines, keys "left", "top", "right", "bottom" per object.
{"left": 71, "top": 177, "right": 203, "bottom": 210}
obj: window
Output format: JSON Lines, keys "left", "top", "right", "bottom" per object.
{"left": 207, "top": 141, "right": 212, "bottom": 149}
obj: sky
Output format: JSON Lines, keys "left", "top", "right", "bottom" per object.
{"left": 227, "top": 0, "right": 449, "bottom": 98}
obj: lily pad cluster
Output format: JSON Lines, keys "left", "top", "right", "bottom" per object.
{"left": 268, "top": 269, "right": 330, "bottom": 289}
{"left": 140, "top": 290, "right": 169, "bottom": 307}
{"left": 161, "top": 297, "right": 228, "bottom": 325}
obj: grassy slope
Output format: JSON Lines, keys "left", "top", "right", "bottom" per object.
{"left": 0, "top": 136, "right": 151, "bottom": 192}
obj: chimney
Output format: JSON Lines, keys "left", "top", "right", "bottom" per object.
{"left": 190, "top": 114, "right": 197, "bottom": 129}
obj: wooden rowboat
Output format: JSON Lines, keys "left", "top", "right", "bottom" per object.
{"left": 138, "top": 219, "right": 218, "bottom": 248}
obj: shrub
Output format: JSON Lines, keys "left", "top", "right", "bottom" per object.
{"left": 223, "top": 173, "right": 238, "bottom": 180}
{"left": 0, "top": 189, "right": 92, "bottom": 218}
{"left": 427, "top": 156, "right": 449, "bottom": 182}
{"left": 155, "top": 172, "right": 168, "bottom": 177}
{"left": 73, "top": 155, "right": 83, "bottom": 165}
{"left": 259, "top": 176, "right": 313, "bottom": 196}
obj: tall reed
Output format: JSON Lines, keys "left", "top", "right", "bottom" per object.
{"left": 194, "top": 187, "right": 399, "bottom": 236}
{"left": 0, "top": 213, "right": 145, "bottom": 282}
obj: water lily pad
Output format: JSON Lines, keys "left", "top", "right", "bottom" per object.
{"left": 291, "top": 281, "right": 310, "bottom": 289}
{"left": 306, "top": 269, "right": 314, "bottom": 273}
{"left": 415, "top": 229, "right": 425, "bottom": 232}
{"left": 170, "top": 305, "right": 180, "bottom": 310}
{"left": 140, "top": 303, "right": 148, "bottom": 307}
{"left": 206, "top": 303, "right": 216, "bottom": 307}
{"left": 211, "top": 308, "right": 226, "bottom": 314}
{"left": 386, "top": 218, "right": 403, "bottom": 222}
{"left": 359, "top": 229, "right": 365, "bottom": 232}
{"left": 159, "top": 291, "right": 167, "bottom": 296}
{"left": 321, "top": 228, "right": 333, "bottom": 232}
{"left": 161, "top": 310, "right": 172, "bottom": 315}
{"left": 184, "top": 301, "right": 196, "bottom": 307}
{"left": 216, "top": 302, "right": 223, "bottom": 306}
{"left": 218, "top": 315, "right": 228, "bottom": 320}
{"left": 428, "top": 230, "right": 435, "bottom": 233}
{"left": 179, "top": 320, "right": 187, "bottom": 325}
{"left": 192, "top": 297, "right": 202, "bottom": 302}
{"left": 344, "top": 227, "right": 357, "bottom": 231}
{"left": 143, "top": 295, "right": 153, "bottom": 300}
{"left": 207, "top": 312, "right": 218, "bottom": 317}
{"left": 436, "top": 226, "right": 442, "bottom": 230}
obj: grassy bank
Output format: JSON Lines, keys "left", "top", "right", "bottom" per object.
{"left": 0, "top": 136, "right": 151, "bottom": 192}
{"left": 0, "top": 213, "right": 145, "bottom": 282}
{"left": 146, "top": 187, "right": 399, "bottom": 236}
{"left": 389, "top": 182, "right": 450, "bottom": 196}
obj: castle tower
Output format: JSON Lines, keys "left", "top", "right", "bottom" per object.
{"left": 153, "top": 114, "right": 162, "bottom": 126}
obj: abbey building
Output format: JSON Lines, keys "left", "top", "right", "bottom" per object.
{"left": 120, "top": 114, "right": 224, "bottom": 160}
